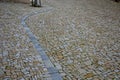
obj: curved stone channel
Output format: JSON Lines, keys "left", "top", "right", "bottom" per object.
{"left": 21, "top": 7, "right": 62, "bottom": 80}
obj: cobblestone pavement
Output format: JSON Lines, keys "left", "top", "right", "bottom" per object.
{"left": 21, "top": 6, "right": 62, "bottom": 80}
{"left": 0, "top": 1, "right": 58, "bottom": 80}
{"left": 0, "top": 0, "right": 120, "bottom": 80}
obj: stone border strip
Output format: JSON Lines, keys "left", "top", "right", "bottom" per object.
{"left": 21, "top": 7, "right": 62, "bottom": 80}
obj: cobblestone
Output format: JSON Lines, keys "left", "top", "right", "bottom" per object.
{"left": 0, "top": 1, "right": 52, "bottom": 80}
{"left": 1, "top": 0, "right": 120, "bottom": 80}
{"left": 27, "top": 0, "right": 120, "bottom": 79}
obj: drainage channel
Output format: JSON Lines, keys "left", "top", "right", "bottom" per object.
{"left": 21, "top": 7, "right": 62, "bottom": 80}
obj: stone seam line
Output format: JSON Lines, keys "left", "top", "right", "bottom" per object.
{"left": 21, "top": 6, "right": 63, "bottom": 80}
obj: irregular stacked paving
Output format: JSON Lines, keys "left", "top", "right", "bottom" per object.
{"left": 0, "top": 2, "right": 54, "bottom": 80}
{"left": 0, "top": 0, "right": 120, "bottom": 80}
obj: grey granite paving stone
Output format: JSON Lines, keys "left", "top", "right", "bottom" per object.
{"left": 0, "top": 68, "right": 4, "bottom": 76}
{"left": 0, "top": 2, "right": 52, "bottom": 80}
{"left": 27, "top": 0, "right": 120, "bottom": 79}
{"left": 1, "top": 0, "right": 120, "bottom": 79}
